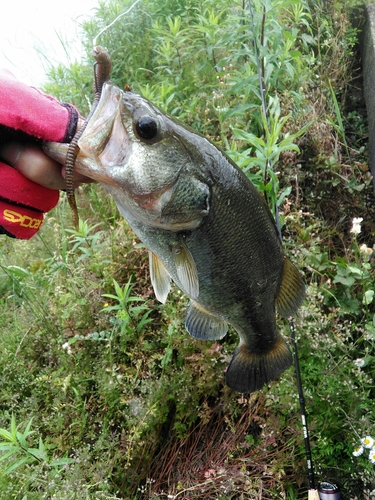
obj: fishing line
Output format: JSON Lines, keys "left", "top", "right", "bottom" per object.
{"left": 93, "top": 0, "right": 142, "bottom": 47}
{"left": 247, "top": 1, "right": 320, "bottom": 498}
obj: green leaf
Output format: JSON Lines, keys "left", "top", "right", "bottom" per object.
{"left": 161, "top": 347, "right": 173, "bottom": 368}
{"left": 28, "top": 447, "right": 45, "bottom": 461}
{"left": 5, "top": 266, "right": 31, "bottom": 278}
{"left": 38, "top": 437, "right": 46, "bottom": 454}
{"left": 2, "top": 456, "right": 30, "bottom": 475}
{"left": 0, "top": 428, "right": 15, "bottom": 443}
{"left": 10, "top": 415, "right": 17, "bottom": 441}
{"left": 23, "top": 418, "right": 35, "bottom": 438}
{"left": 277, "top": 186, "right": 292, "bottom": 207}
{"left": 332, "top": 275, "right": 355, "bottom": 287}
{"left": 16, "top": 432, "right": 27, "bottom": 450}
{"left": 137, "top": 310, "right": 154, "bottom": 333}
{"left": 50, "top": 457, "right": 75, "bottom": 467}
{"left": 0, "top": 449, "right": 19, "bottom": 462}
{"left": 347, "top": 266, "right": 363, "bottom": 276}
{"left": 363, "top": 290, "right": 374, "bottom": 305}
{"left": 0, "top": 443, "right": 18, "bottom": 450}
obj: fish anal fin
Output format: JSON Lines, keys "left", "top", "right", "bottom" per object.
{"left": 225, "top": 334, "right": 292, "bottom": 393}
{"left": 149, "top": 251, "right": 171, "bottom": 304}
{"left": 185, "top": 300, "right": 228, "bottom": 340}
{"left": 173, "top": 242, "right": 199, "bottom": 299}
{"left": 276, "top": 257, "right": 305, "bottom": 318}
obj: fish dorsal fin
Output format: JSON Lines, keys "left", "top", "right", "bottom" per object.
{"left": 185, "top": 300, "right": 228, "bottom": 340}
{"left": 172, "top": 242, "right": 199, "bottom": 299}
{"left": 276, "top": 257, "right": 305, "bottom": 318}
{"left": 149, "top": 251, "right": 171, "bottom": 304}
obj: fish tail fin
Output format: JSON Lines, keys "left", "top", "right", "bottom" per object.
{"left": 225, "top": 334, "right": 292, "bottom": 393}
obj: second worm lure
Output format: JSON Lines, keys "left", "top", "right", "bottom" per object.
{"left": 64, "top": 46, "right": 112, "bottom": 229}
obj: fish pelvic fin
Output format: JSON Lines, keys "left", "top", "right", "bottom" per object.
{"left": 173, "top": 241, "right": 199, "bottom": 299}
{"left": 225, "top": 334, "right": 292, "bottom": 393}
{"left": 276, "top": 257, "right": 305, "bottom": 318}
{"left": 185, "top": 300, "right": 228, "bottom": 340}
{"left": 149, "top": 251, "right": 171, "bottom": 304}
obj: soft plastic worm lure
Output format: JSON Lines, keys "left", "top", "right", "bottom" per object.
{"left": 64, "top": 46, "right": 112, "bottom": 229}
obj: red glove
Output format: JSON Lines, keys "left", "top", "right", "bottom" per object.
{"left": 0, "top": 69, "right": 80, "bottom": 239}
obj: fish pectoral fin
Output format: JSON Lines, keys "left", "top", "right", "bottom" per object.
{"left": 185, "top": 301, "right": 228, "bottom": 340}
{"left": 276, "top": 257, "right": 305, "bottom": 318}
{"left": 173, "top": 242, "right": 199, "bottom": 299}
{"left": 225, "top": 334, "right": 292, "bottom": 393}
{"left": 149, "top": 251, "right": 171, "bottom": 304}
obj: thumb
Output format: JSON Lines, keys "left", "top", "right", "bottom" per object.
{"left": 1, "top": 142, "right": 66, "bottom": 190}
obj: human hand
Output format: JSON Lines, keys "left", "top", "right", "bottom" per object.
{"left": 0, "top": 140, "right": 91, "bottom": 191}
{"left": 0, "top": 69, "right": 91, "bottom": 239}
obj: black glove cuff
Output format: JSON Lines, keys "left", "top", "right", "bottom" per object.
{"left": 60, "top": 103, "right": 80, "bottom": 143}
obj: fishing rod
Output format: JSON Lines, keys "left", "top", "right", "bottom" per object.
{"left": 290, "top": 320, "right": 340, "bottom": 500}
{"left": 290, "top": 318, "right": 319, "bottom": 500}
{"left": 247, "top": 2, "right": 340, "bottom": 498}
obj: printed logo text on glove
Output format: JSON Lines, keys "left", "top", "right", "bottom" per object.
{"left": 3, "top": 209, "right": 43, "bottom": 229}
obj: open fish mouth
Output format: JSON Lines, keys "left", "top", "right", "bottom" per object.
{"left": 44, "top": 83, "right": 132, "bottom": 185}
{"left": 44, "top": 140, "right": 177, "bottom": 216}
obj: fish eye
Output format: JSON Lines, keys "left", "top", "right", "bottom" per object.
{"left": 135, "top": 116, "right": 159, "bottom": 141}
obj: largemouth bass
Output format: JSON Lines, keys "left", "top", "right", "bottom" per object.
{"left": 45, "top": 81, "right": 305, "bottom": 393}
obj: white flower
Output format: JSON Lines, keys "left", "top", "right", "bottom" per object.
{"left": 361, "top": 436, "right": 375, "bottom": 449}
{"left": 354, "top": 358, "right": 365, "bottom": 368}
{"left": 353, "top": 444, "right": 364, "bottom": 457}
{"left": 61, "top": 342, "right": 72, "bottom": 355}
{"left": 369, "top": 447, "right": 375, "bottom": 464}
{"left": 350, "top": 217, "right": 363, "bottom": 235}
{"left": 359, "top": 243, "right": 373, "bottom": 256}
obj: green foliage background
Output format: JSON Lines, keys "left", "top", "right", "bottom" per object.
{"left": 1, "top": 0, "right": 375, "bottom": 498}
